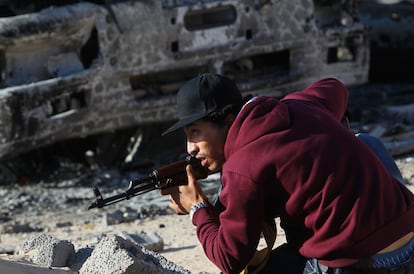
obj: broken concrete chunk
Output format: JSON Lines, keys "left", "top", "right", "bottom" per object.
{"left": 79, "top": 235, "right": 190, "bottom": 274}
{"left": 22, "top": 234, "right": 75, "bottom": 268}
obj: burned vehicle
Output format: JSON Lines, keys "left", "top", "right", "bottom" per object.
{"left": 0, "top": 0, "right": 369, "bottom": 182}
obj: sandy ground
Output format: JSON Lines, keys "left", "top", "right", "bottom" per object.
{"left": 0, "top": 155, "right": 413, "bottom": 274}
{"left": 0, "top": 201, "right": 287, "bottom": 274}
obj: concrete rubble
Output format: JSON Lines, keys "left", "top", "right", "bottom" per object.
{"left": 0, "top": 231, "right": 189, "bottom": 274}
{"left": 0, "top": 170, "right": 222, "bottom": 273}
{"left": 22, "top": 234, "right": 75, "bottom": 268}
{"left": 79, "top": 235, "right": 188, "bottom": 274}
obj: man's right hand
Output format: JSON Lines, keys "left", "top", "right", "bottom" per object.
{"left": 161, "top": 165, "right": 208, "bottom": 215}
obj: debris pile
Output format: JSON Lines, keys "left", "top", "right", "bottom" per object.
{"left": 1, "top": 232, "right": 190, "bottom": 274}
{"left": 348, "top": 83, "right": 414, "bottom": 157}
{"left": 0, "top": 172, "right": 222, "bottom": 273}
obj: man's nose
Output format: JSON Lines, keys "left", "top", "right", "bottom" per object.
{"left": 187, "top": 142, "right": 198, "bottom": 155}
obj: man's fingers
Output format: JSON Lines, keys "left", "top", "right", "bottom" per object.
{"left": 185, "top": 164, "right": 208, "bottom": 202}
{"left": 186, "top": 164, "right": 196, "bottom": 184}
{"left": 169, "top": 193, "right": 189, "bottom": 215}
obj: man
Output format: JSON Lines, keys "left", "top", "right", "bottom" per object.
{"left": 161, "top": 73, "right": 414, "bottom": 274}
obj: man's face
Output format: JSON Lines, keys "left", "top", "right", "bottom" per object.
{"left": 184, "top": 119, "right": 229, "bottom": 173}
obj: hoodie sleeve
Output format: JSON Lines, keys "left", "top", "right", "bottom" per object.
{"left": 192, "top": 170, "right": 265, "bottom": 274}
{"left": 282, "top": 78, "right": 349, "bottom": 121}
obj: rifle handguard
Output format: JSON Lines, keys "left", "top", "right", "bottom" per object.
{"left": 88, "top": 155, "right": 209, "bottom": 209}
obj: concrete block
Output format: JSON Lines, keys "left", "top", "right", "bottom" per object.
{"left": 22, "top": 234, "right": 75, "bottom": 268}
{"left": 79, "top": 235, "right": 190, "bottom": 274}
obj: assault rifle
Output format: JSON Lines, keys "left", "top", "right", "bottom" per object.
{"left": 88, "top": 155, "right": 209, "bottom": 209}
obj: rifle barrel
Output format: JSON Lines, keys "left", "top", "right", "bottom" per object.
{"left": 88, "top": 174, "right": 157, "bottom": 209}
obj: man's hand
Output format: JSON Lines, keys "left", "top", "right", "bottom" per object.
{"left": 161, "top": 164, "right": 208, "bottom": 215}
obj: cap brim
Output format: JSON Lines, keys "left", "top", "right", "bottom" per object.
{"left": 161, "top": 112, "right": 207, "bottom": 136}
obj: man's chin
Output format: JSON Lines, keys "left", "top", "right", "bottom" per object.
{"left": 209, "top": 167, "right": 222, "bottom": 174}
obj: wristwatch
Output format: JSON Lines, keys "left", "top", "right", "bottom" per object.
{"left": 190, "top": 202, "right": 209, "bottom": 220}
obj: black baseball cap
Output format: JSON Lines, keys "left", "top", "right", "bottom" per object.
{"left": 162, "top": 73, "right": 243, "bottom": 136}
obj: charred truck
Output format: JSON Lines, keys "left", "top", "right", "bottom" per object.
{"left": 0, "top": 0, "right": 369, "bottom": 182}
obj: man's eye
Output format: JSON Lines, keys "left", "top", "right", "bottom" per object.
{"left": 190, "top": 129, "right": 199, "bottom": 136}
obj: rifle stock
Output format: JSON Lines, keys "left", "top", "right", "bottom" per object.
{"left": 88, "top": 155, "right": 209, "bottom": 209}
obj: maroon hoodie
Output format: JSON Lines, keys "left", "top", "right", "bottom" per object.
{"left": 192, "top": 78, "right": 414, "bottom": 273}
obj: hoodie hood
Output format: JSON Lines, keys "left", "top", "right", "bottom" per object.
{"left": 225, "top": 96, "right": 290, "bottom": 157}
{"left": 282, "top": 78, "right": 348, "bottom": 121}
{"left": 224, "top": 78, "right": 348, "bottom": 158}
